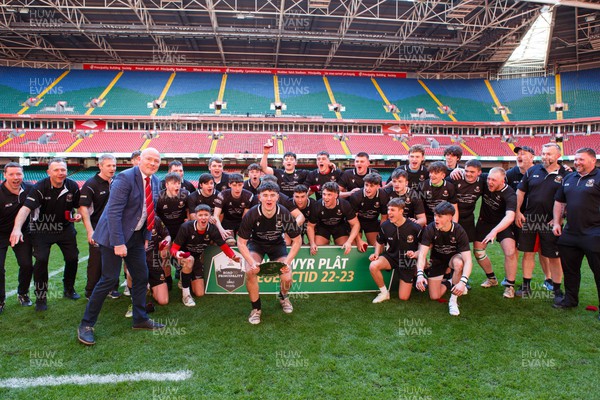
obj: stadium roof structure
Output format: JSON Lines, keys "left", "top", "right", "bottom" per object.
{"left": 0, "top": 0, "right": 599, "bottom": 76}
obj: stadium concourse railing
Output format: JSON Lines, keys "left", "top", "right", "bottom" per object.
{"left": 0, "top": 129, "right": 600, "bottom": 162}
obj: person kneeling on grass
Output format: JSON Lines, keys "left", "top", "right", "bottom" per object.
{"left": 124, "top": 215, "right": 171, "bottom": 318}
{"left": 170, "top": 204, "right": 239, "bottom": 307}
{"left": 369, "top": 198, "right": 422, "bottom": 303}
{"left": 306, "top": 181, "right": 361, "bottom": 256}
{"left": 236, "top": 182, "right": 302, "bottom": 325}
{"left": 415, "top": 201, "right": 472, "bottom": 316}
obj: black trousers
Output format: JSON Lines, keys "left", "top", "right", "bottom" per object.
{"left": 31, "top": 229, "right": 79, "bottom": 301}
{"left": 0, "top": 235, "right": 34, "bottom": 302}
{"left": 559, "top": 243, "right": 600, "bottom": 307}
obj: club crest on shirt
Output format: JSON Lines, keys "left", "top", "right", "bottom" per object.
{"left": 66, "top": 193, "right": 73, "bottom": 202}
{"left": 407, "top": 235, "right": 415, "bottom": 243}
{"left": 442, "top": 190, "right": 448, "bottom": 197}
{"left": 419, "top": 175, "right": 425, "bottom": 181}
{"left": 586, "top": 179, "right": 594, "bottom": 187}
{"left": 475, "top": 186, "right": 481, "bottom": 193}
{"left": 336, "top": 209, "right": 342, "bottom": 216}
{"left": 554, "top": 175, "right": 563, "bottom": 184}
{"left": 276, "top": 221, "right": 283, "bottom": 228}
{"left": 450, "top": 236, "right": 457, "bottom": 244}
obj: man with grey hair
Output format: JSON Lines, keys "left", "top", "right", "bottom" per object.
{"left": 474, "top": 167, "right": 518, "bottom": 298}
{"left": 515, "top": 143, "right": 567, "bottom": 301}
{"left": 80, "top": 154, "right": 119, "bottom": 299}
{"left": 78, "top": 148, "right": 165, "bottom": 345}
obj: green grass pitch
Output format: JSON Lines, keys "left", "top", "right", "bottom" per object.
{"left": 0, "top": 228, "right": 599, "bottom": 400}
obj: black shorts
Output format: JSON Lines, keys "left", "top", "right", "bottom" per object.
{"left": 512, "top": 223, "right": 521, "bottom": 243}
{"left": 315, "top": 223, "right": 350, "bottom": 241}
{"left": 425, "top": 257, "right": 453, "bottom": 278}
{"left": 475, "top": 220, "right": 514, "bottom": 243}
{"left": 248, "top": 241, "right": 288, "bottom": 262}
{"left": 192, "top": 255, "right": 205, "bottom": 280}
{"left": 358, "top": 217, "right": 381, "bottom": 234}
{"left": 518, "top": 231, "right": 560, "bottom": 258}
{"left": 221, "top": 219, "right": 240, "bottom": 236}
{"left": 381, "top": 253, "right": 417, "bottom": 283}
{"left": 146, "top": 253, "right": 166, "bottom": 288}
{"left": 460, "top": 216, "right": 476, "bottom": 243}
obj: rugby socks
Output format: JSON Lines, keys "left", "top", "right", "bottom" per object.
{"left": 523, "top": 278, "right": 531, "bottom": 289}
{"left": 506, "top": 279, "right": 515, "bottom": 287}
{"left": 486, "top": 272, "right": 496, "bottom": 279}
{"left": 442, "top": 280, "right": 452, "bottom": 291}
{"left": 252, "top": 298, "right": 262, "bottom": 311}
{"left": 181, "top": 272, "right": 192, "bottom": 289}
{"left": 165, "top": 275, "right": 173, "bottom": 291}
{"left": 553, "top": 282, "right": 562, "bottom": 292}
{"left": 278, "top": 291, "right": 288, "bottom": 300}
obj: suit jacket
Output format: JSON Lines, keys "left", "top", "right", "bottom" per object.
{"left": 93, "top": 166, "right": 159, "bottom": 247}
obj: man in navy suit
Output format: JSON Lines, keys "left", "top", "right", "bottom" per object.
{"left": 78, "top": 148, "right": 165, "bottom": 345}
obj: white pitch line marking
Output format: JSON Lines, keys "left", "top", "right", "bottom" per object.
{"left": 6, "top": 256, "right": 89, "bottom": 298}
{"left": 0, "top": 369, "right": 192, "bottom": 389}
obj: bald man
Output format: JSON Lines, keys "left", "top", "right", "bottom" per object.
{"left": 78, "top": 148, "right": 165, "bottom": 346}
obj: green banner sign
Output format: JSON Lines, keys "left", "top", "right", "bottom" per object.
{"left": 204, "top": 245, "right": 393, "bottom": 294}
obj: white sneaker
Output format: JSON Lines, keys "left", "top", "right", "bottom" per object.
{"left": 125, "top": 304, "right": 133, "bottom": 318}
{"left": 123, "top": 286, "right": 131, "bottom": 297}
{"left": 182, "top": 293, "right": 196, "bottom": 307}
{"left": 449, "top": 296, "right": 460, "bottom": 316}
{"left": 279, "top": 297, "right": 294, "bottom": 314}
{"left": 503, "top": 286, "right": 515, "bottom": 299}
{"left": 372, "top": 291, "right": 390, "bottom": 304}
{"left": 248, "top": 309, "right": 262, "bottom": 324}
{"left": 480, "top": 277, "right": 498, "bottom": 288}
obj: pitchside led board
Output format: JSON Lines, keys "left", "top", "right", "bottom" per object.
{"left": 203, "top": 246, "right": 394, "bottom": 294}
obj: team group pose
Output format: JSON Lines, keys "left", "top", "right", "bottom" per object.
{"left": 1, "top": 141, "right": 598, "bottom": 345}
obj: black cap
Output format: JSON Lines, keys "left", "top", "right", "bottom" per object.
{"left": 514, "top": 146, "right": 535, "bottom": 156}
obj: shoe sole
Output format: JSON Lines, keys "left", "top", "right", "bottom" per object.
{"left": 77, "top": 336, "right": 95, "bottom": 346}
{"left": 249, "top": 319, "right": 261, "bottom": 325}
{"left": 480, "top": 282, "right": 498, "bottom": 288}
{"left": 132, "top": 326, "right": 165, "bottom": 330}
{"left": 372, "top": 296, "right": 390, "bottom": 304}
